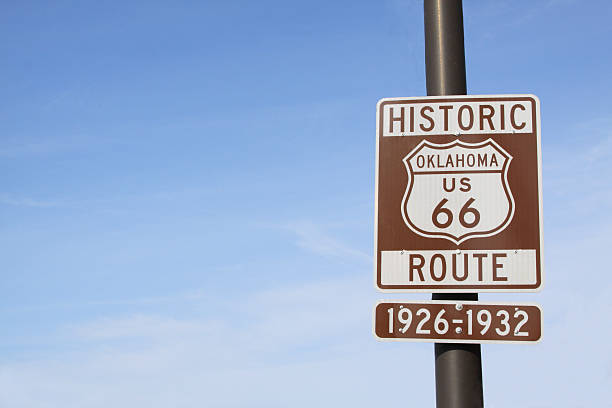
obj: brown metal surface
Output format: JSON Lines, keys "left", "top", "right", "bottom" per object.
{"left": 375, "top": 95, "right": 542, "bottom": 291}
{"left": 374, "top": 301, "right": 541, "bottom": 343}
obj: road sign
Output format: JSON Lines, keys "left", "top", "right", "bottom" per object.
{"left": 374, "top": 95, "right": 543, "bottom": 292}
{"left": 373, "top": 301, "right": 542, "bottom": 344}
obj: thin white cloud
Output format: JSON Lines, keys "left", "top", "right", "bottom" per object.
{"left": 0, "top": 274, "right": 395, "bottom": 408}
{"left": 0, "top": 194, "right": 64, "bottom": 208}
{"left": 70, "top": 314, "right": 215, "bottom": 341}
{"left": 543, "top": 116, "right": 612, "bottom": 221}
{"left": 285, "top": 220, "right": 371, "bottom": 263}
{"left": 0, "top": 133, "right": 112, "bottom": 158}
{"left": 463, "top": 0, "right": 579, "bottom": 34}
{"left": 1, "top": 268, "right": 611, "bottom": 408}
{"left": 583, "top": 134, "right": 612, "bottom": 163}
{"left": 0, "top": 186, "right": 213, "bottom": 212}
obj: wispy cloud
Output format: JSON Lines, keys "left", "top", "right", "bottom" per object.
{"left": 0, "top": 275, "right": 390, "bottom": 408}
{"left": 1, "top": 267, "right": 611, "bottom": 408}
{"left": 284, "top": 220, "right": 371, "bottom": 263}
{"left": 70, "top": 314, "right": 216, "bottom": 341}
{"left": 0, "top": 133, "right": 112, "bottom": 158}
{"left": 1, "top": 288, "right": 210, "bottom": 315}
{"left": 0, "top": 186, "right": 214, "bottom": 212}
{"left": 466, "top": 0, "right": 579, "bottom": 34}
{"left": 585, "top": 138, "right": 612, "bottom": 162}
{"left": 543, "top": 116, "right": 612, "bottom": 223}
{"left": 0, "top": 194, "right": 64, "bottom": 208}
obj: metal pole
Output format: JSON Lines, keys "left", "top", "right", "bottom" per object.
{"left": 424, "top": 1, "right": 484, "bottom": 407}
{"left": 424, "top": 0, "right": 467, "bottom": 96}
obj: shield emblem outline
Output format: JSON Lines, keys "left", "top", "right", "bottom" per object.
{"left": 400, "top": 138, "right": 515, "bottom": 245}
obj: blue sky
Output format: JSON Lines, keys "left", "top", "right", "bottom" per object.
{"left": 1, "top": 0, "right": 611, "bottom": 406}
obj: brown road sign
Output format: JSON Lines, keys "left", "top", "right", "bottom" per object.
{"left": 374, "top": 95, "right": 543, "bottom": 292}
{"left": 373, "top": 301, "right": 542, "bottom": 344}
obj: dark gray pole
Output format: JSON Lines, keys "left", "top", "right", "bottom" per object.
{"left": 424, "top": 0, "right": 467, "bottom": 96}
{"left": 424, "top": 1, "right": 484, "bottom": 407}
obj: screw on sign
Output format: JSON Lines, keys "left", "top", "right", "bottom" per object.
{"left": 374, "top": 95, "right": 543, "bottom": 292}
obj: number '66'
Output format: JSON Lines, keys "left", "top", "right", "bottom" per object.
{"left": 432, "top": 198, "right": 481, "bottom": 229}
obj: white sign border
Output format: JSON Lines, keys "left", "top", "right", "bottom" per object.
{"left": 373, "top": 94, "right": 544, "bottom": 293}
